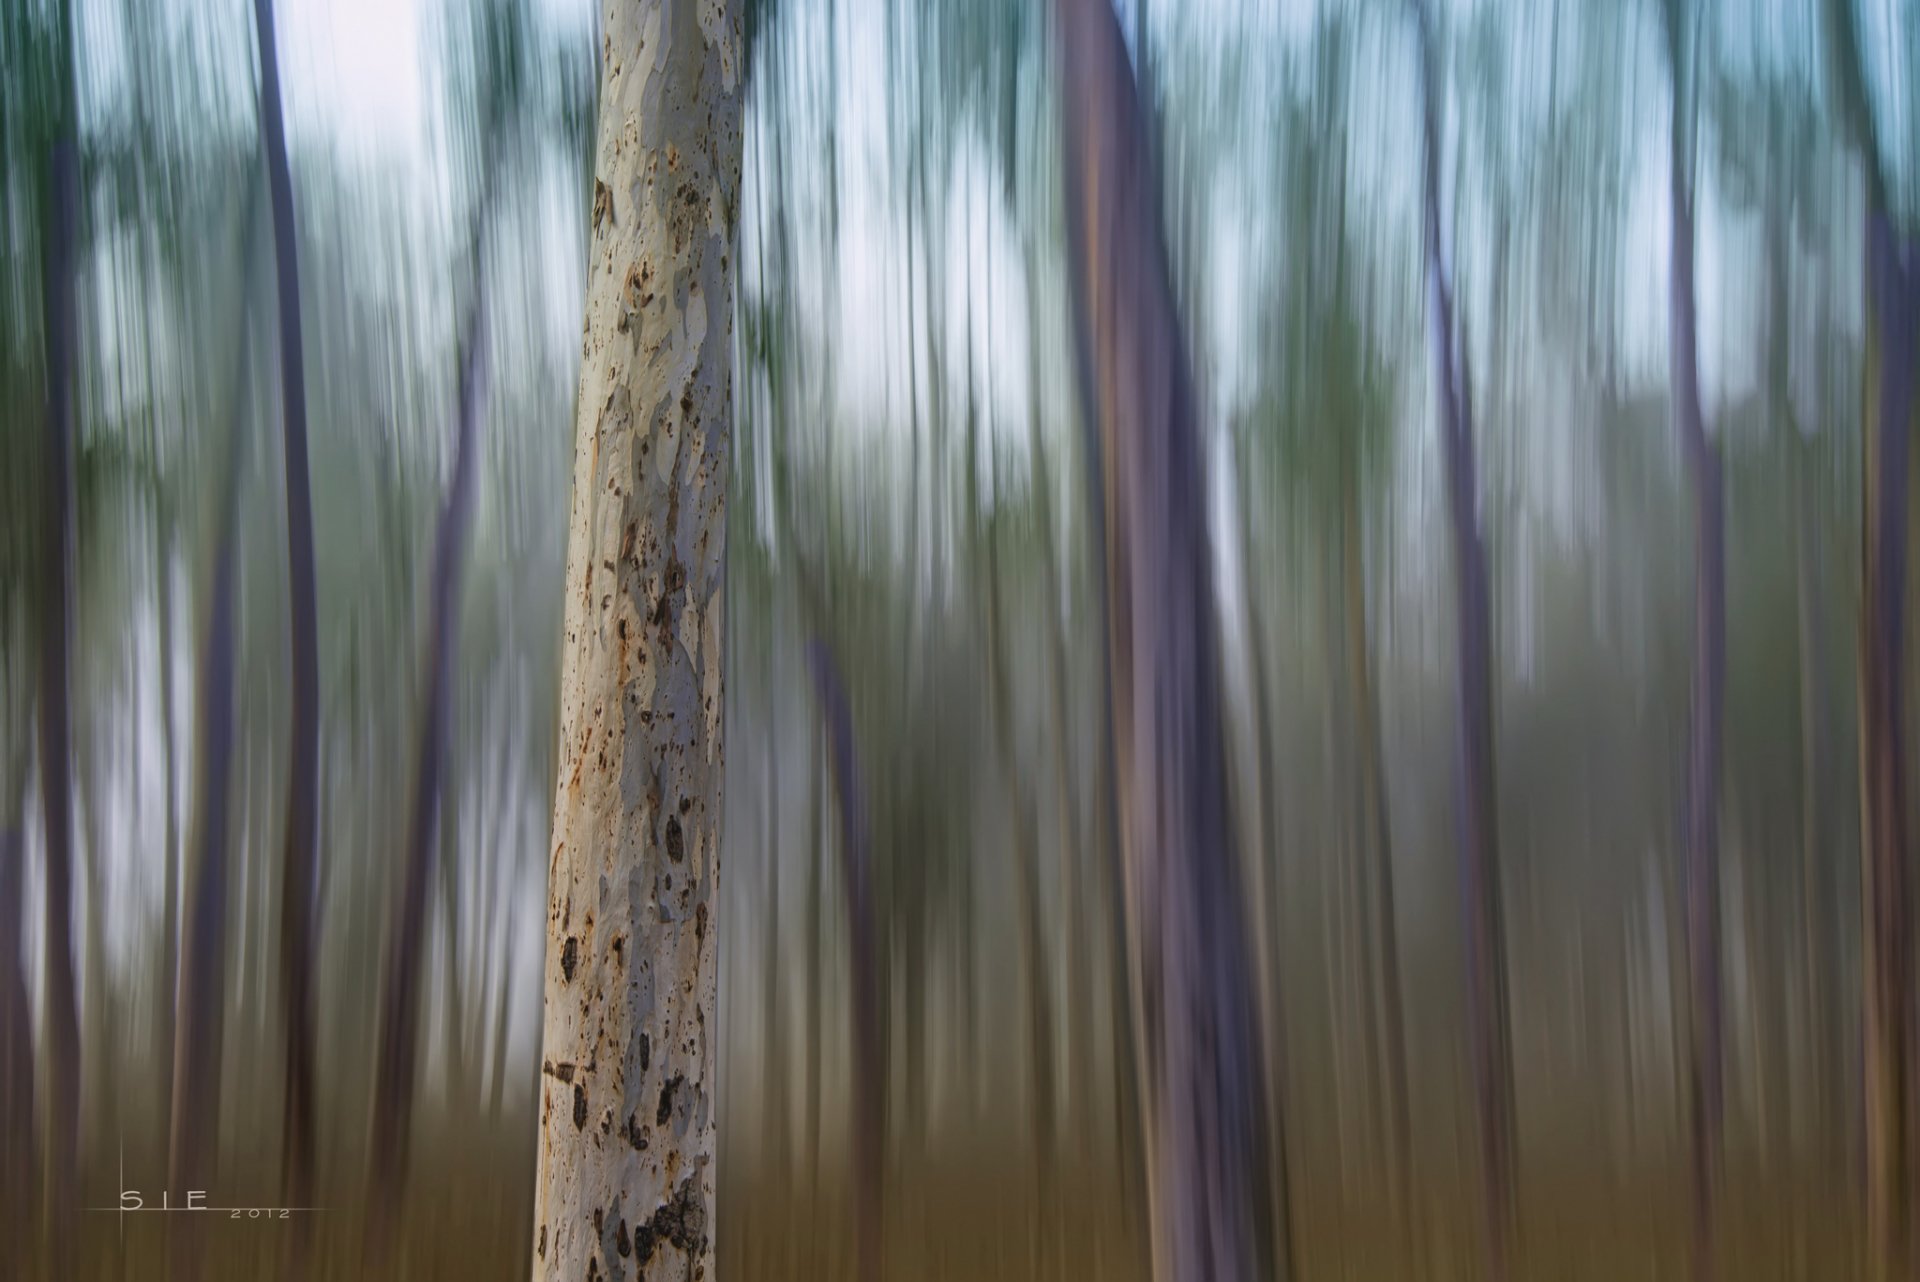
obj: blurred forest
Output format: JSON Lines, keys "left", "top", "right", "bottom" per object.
{"left": 4, "top": 0, "right": 1920, "bottom": 1278}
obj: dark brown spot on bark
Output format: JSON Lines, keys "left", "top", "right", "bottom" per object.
{"left": 562, "top": 935, "right": 580, "bottom": 982}
{"left": 657, "top": 1075, "right": 682, "bottom": 1126}
{"left": 538, "top": 1224, "right": 546, "bottom": 1259}
{"left": 572, "top": 1082, "right": 588, "bottom": 1130}
{"left": 617, "top": 1218, "right": 632, "bottom": 1257}
{"left": 666, "top": 816, "right": 685, "bottom": 863}
{"left": 639, "top": 1031, "right": 650, "bottom": 1072}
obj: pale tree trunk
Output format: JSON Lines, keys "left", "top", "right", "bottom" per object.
{"left": 1057, "top": 1, "right": 1281, "bottom": 1279}
{"left": 531, "top": 2, "right": 743, "bottom": 1277}
{"left": 1408, "top": 2, "right": 1516, "bottom": 1274}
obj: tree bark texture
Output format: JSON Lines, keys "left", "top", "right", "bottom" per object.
{"left": 1056, "top": 1, "right": 1280, "bottom": 1279}
{"left": 531, "top": 2, "right": 743, "bottom": 1278}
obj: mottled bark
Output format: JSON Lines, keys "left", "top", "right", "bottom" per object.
{"left": 807, "top": 641, "right": 883, "bottom": 1282}
{"left": 1660, "top": 6, "right": 1726, "bottom": 1275}
{"left": 1408, "top": 3, "right": 1516, "bottom": 1274}
{"left": 37, "top": 99, "right": 82, "bottom": 1282}
{"left": 1056, "top": 1, "right": 1280, "bottom": 1279}
{"left": 530, "top": 2, "right": 742, "bottom": 1277}
{"left": 254, "top": 0, "right": 322, "bottom": 1229}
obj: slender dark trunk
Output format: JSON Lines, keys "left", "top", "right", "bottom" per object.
{"left": 986, "top": 489, "right": 1060, "bottom": 1221}
{"left": 0, "top": 818, "right": 35, "bottom": 1262}
{"left": 1342, "top": 443, "right": 1413, "bottom": 1243}
{"left": 37, "top": 99, "right": 82, "bottom": 1280}
{"left": 369, "top": 262, "right": 491, "bottom": 1237}
{"left": 254, "top": 0, "right": 323, "bottom": 1228}
{"left": 1409, "top": 4, "right": 1516, "bottom": 1274}
{"left": 808, "top": 642, "right": 883, "bottom": 1282}
{"left": 1056, "top": 2, "right": 1280, "bottom": 1278}
{"left": 804, "top": 715, "right": 825, "bottom": 1189}
{"left": 1662, "top": 12, "right": 1726, "bottom": 1274}
{"left": 168, "top": 228, "right": 255, "bottom": 1278}
{"left": 1860, "top": 211, "right": 1919, "bottom": 1282}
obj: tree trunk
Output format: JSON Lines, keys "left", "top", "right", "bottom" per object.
{"left": 1056, "top": 2, "right": 1281, "bottom": 1279}
{"left": 530, "top": 3, "right": 743, "bottom": 1277}
{"left": 808, "top": 641, "right": 884, "bottom": 1282}
{"left": 36, "top": 58, "right": 82, "bottom": 1280}
{"left": 253, "top": 0, "right": 323, "bottom": 1230}
{"left": 369, "top": 268, "right": 489, "bottom": 1241}
{"left": 1859, "top": 211, "right": 1919, "bottom": 1282}
{"left": 1408, "top": 3, "right": 1517, "bottom": 1275}
{"left": 1661, "top": 8, "right": 1726, "bottom": 1274}
{"left": 168, "top": 215, "right": 255, "bottom": 1276}
{"left": 1342, "top": 441, "right": 1413, "bottom": 1246}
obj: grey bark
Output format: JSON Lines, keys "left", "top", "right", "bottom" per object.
{"left": 530, "top": 3, "right": 743, "bottom": 1277}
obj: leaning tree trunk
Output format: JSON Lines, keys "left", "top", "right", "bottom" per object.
{"left": 253, "top": 0, "right": 322, "bottom": 1233}
{"left": 1408, "top": 2, "right": 1517, "bottom": 1276}
{"left": 1660, "top": 7, "right": 1726, "bottom": 1276}
{"left": 530, "top": 4, "right": 743, "bottom": 1278}
{"left": 1056, "top": 2, "right": 1281, "bottom": 1279}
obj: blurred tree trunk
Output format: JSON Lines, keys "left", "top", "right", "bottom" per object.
{"left": 253, "top": 0, "right": 323, "bottom": 1230}
{"left": 1341, "top": 433, "right": 1413, "bottom": 1243}
{"left": 1056, "top": 1, "right": 1282, "bottom": 1279}
{"left": 986, "top": 462, "right": 1060, "bottom": 1233}
{"left": 762, "top": 627, "right": 788, "bottom": 1180}
{"left": 1660, "top": 5, "right": 1726, "bottom": 1277}
{"left": 1408, "top": 3, "right": 1517, "bottom": 1275}
{"left": 36, "top": 25, "right": 81, "bottom": 1271}
{"left": 0, "top": 816, "right": 34, "bottom": 1262}
{"left": 1824, "top": 2, "right": 1920, "bottom": 1276}
{"left": 809, "top": 641, "right": 884, "bottom": 1282}
{"left": 168, "top": 217, "right": 255, "bottom": 1275}
{"left": 368, "top": 243, "right": 490, "bottom": 1249}
{"left": 804, "top": 713, "right": 825, "bottom": 1190}
{"left": 530, "top": 2, "right": 742, "bottom": 1277}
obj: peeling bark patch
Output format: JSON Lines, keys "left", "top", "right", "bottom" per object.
{"left": 538, "top": 1223, "right": 546, "bottom": 1259}
{"left": 657, "top": 1075, "right": 682, "bottom": 1126}
{"left": 635, "top": 1175, "right": 706, "bottom": 1262}
{"left": 561, "top": 935, "right": 581, "bottom": 982}
{"left": 544, "top": 1059, "right": 577, "bottom": 1083}
{"left": 625, "top": 1112, "right": 649, "bottom": 1150}
{"left": 573, "top": 1082, "right": 588, "bottom": 1130}
{"left": 639, "top": 1031, "right": 650, "bottom": 1073}
{"left": 665, "top": 816, "right": 685, "bottom": 863}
